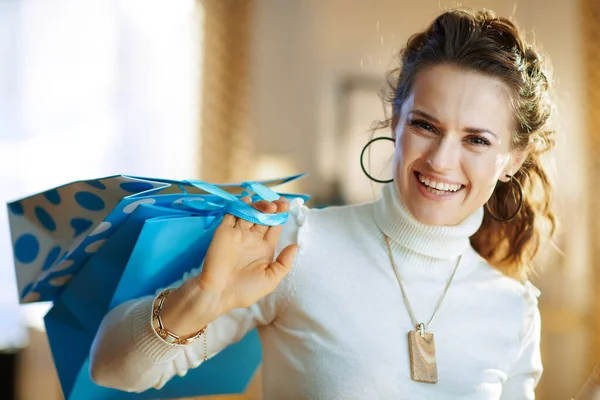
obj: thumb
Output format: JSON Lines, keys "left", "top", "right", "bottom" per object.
{"left": 266, "top": 244, "right": 298, "bottom": 281}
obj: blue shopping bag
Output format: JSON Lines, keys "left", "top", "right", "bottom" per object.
{"left": 8, "top": 174, "right": 308, "bottom": 399}
{"left": 45, "top": 203, "right": 264, "bottom": 399}
{"left": 7, "top": 174, "right": 306, "bottom": 303}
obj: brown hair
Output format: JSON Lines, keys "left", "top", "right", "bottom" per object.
{"left": 375, "top": 8, "right": 557, "bottom": 280}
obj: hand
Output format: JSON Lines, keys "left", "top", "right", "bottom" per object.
{"left": 160, "top": 196, "right": 299, "bottom": 337}
{"left": 197, "top": 196, "right": 298, "bottom": 313}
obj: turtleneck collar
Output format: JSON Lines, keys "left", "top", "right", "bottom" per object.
{"left": 373, "top": 182, "right": 484, "bottom": 260}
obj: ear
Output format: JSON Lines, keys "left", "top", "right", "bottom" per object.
{"left": 500, "top": 148, "right": 529, "bottom": 182}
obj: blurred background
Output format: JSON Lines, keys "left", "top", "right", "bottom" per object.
{"left": 0, "top": 0, "right": 597, "bottom": 399}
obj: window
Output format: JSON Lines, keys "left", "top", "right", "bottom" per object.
{"left": 0, "top": 0, "right": 202, "bottom": 344}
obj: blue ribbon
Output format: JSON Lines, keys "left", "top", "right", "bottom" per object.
{"left": 180, "top": 180, "right": 288, "bottom": 227}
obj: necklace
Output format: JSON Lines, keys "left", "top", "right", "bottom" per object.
{"left": 383, "top": 234, "right": 461, "bottom": 384}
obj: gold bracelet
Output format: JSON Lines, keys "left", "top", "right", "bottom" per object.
{"left": 152, "top": 288, "right": 208, "bottom": 361}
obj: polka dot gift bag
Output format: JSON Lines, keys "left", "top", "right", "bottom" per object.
{"left": 8, "top": 174, "right": 306, "bottom": 305}
{"left": 7, "top": 173, "right": 308, "bottom": 400}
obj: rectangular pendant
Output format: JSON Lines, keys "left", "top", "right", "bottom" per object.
{"left": 408, "top": 330, "right": 438, "bottom": 384}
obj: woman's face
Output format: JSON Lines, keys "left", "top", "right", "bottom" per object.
{"left": 393, "top": 64, "right": 526, "bottom": 226}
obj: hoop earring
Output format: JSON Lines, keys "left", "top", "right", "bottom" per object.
{"left": 485, "top": 174, "right": 524, "bottom": 222}
{"left": 360, "top": 137, "right": 395, "bottom": 184}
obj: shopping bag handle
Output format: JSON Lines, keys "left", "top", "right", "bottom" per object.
{"left": 181, "top": 180, "right": 288, "bottom": 226}
{"left": 239, "top": 181, "right": 280, "bottom": 201}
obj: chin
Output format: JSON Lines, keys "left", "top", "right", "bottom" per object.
{"left": 399, "top": 184, "right": 470, "bottom": 227}
{"left": 407, "top": 204, "right": 456, "bottom": 226}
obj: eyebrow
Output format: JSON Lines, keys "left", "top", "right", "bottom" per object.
{"left": 408, "top": 109, "right": 499, "bottom": 139}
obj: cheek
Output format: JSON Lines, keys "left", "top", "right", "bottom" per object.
{"left": 464, "top": 153, "right": 510, "bottom": 192}
{"left": 395, "top": 131, "right": 429, "bottom": 168}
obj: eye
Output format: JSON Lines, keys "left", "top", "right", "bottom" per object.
{"left": 466, "top": 135, "right": 491, "bottom": 147}
{"left": 408, "top": 118, "right": 436, "bottom": 133}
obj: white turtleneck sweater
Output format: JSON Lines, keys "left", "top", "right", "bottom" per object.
{"left": 90, "top": 183, "right": 542, "bottom": 399}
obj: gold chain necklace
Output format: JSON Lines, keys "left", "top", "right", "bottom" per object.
{"left": 383, "top": 234, "right": 461, "bottom": 384}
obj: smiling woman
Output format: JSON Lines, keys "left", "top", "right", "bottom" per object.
{"left": 373, "top": 12, "right": 556, "bottom": 280}
{"left": 90, "top": 7, "right": 558, "bottom": 400}
{"left": 394, "top": 65, "right": 526, "bottom": 225}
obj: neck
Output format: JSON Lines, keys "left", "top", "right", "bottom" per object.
{"left": 373, "top": 183, "right": 484, "bottom": 259}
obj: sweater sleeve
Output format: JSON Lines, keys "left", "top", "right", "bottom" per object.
{"left": 499, "top": 282, "right": 543, "bottom": 400}
{"left": 89, "top": 198, "right": 308, "bottom": 393}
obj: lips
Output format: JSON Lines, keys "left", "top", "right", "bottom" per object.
{"left": 415, "top": 172, "right": 465, "bottom": 195}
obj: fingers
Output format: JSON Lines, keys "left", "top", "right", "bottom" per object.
{"left": 273, "top": 198, "right": 290, "bottom": 211}
{"left": 253, "top": 200, "right": 277, "bottom": 213}
{"left": 266, "top": 244, "right": 298, "bottom": 281}
{"left": 221, "top": 213, "right": 236, "bottom": 228}
{"left": 264, "top": 200, "right": 290, "bottom": 246}
{"left": 250, "top": 201, "right": 277, "bottom": 235}
{"left": 236, "top": 197, "right": 277, "bottom": 230}
{"left": 223, "top": 196, "right": 290, "bottom": 230}
{"left": 234, "top": 196, "right": 255, "bottom": 230}
{"left": 234, "top": 196, "right": 290, "bottom": 233}
{"left": 223, "top": 196, "right": 252, "bottom": 228}
{"left": 251, "top": 199, "right": 290, "bottom": 235}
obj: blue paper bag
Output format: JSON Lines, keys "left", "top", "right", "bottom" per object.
{"left": 7, "top": 174, "right": 306, "bottom": 303}
{"left": 8, "top": 174, "right": 308, "bottom": 399}
{"left": 45, "top": 203, "right": 263, "bottom": 399}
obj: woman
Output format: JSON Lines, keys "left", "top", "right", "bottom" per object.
{"left": 89, "top": 8, "right": 557, "bottom": 399}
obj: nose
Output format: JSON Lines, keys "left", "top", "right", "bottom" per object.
{"left": 426, "top": 138, "right": 459, "bottom": 172}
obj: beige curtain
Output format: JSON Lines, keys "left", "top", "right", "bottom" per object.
{"left": 583, "top": 0, "right": 600, "bottom": 370}
{"left": 190, "top": 3, "right": 261, "bottom": 398}
{"left": 198, "top": 0, "right": 256, "bottom": 184}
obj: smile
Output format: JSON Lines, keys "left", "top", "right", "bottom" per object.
{"left": 415, "top": 172, "right": 465, "bottom": 196}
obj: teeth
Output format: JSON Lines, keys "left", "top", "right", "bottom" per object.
{"left": 417, "top": 173, "right": 462, "bottom": 192}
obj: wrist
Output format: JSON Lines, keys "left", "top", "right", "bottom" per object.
{"left": 159, "top": 280, "right": 223, "bottom": 338}
{"left": 152, "top": 289, "right": 206, "bottom": 345}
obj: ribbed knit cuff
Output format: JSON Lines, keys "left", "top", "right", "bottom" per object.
{"left": 131, "top": 297, "right": 184, "bottom": 362}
